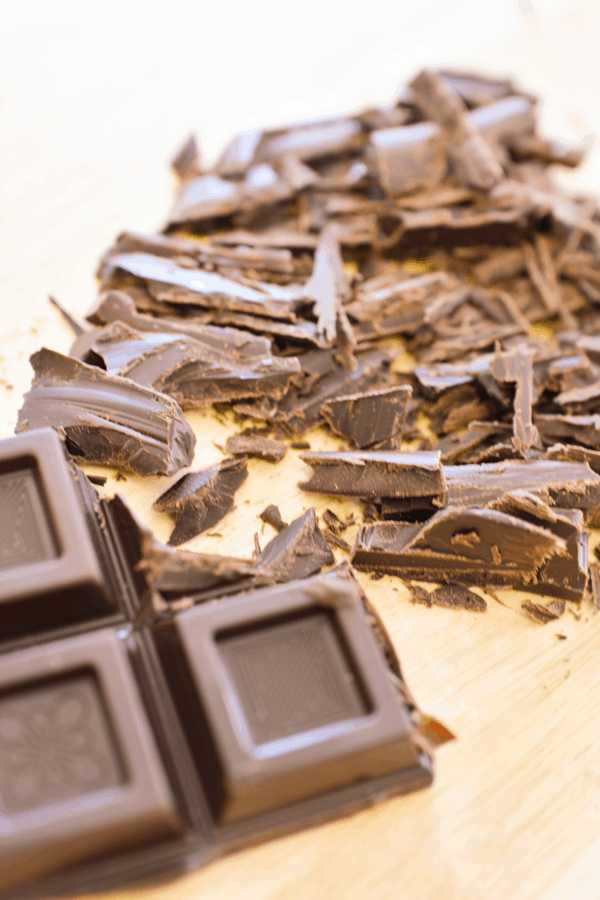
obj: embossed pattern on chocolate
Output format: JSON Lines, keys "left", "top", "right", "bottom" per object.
{"left": 0, "top": 671, "right": 123, "bottom": 814}
{"left": 0, "top": 470, "right": 57, "bottom": 571}
{"left": 218, "top": 610, "right": 366, "bottom": 745}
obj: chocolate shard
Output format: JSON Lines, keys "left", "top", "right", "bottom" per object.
{"left": 85, "top": 323, "right": 301, "bottom": 408}
{"left": 351, "top": 508, "right": 564, "bottom": 586}
{"left": 522, "top": 599, "right": 566, "bottom": 624}
{"left": 277, "top": 347, "right": 394, "bottom": 433}
{"left": 536, "top": 414, "right": 600, "bottom": 451}
{"left": 368, "top": 121, "right": 447, "bottom": 196}
{"left": 321, "top": 385, "right": 412, "bottom": 449}
{"left": 170, "top": 132, "right": 202, "bottom": 180}
{"left": 443, "top": 459, "right": 600, "bottom": 511}
{"left": 153, "top": 457, "right": 248, "bottom": 546}
{"left": 489, "top": 492, "right": 587, "bottom": 601}
{"left": 259, "top": 504, "right": 288, "bottom": 532}
{"left": 323, "top": 508, "right": 355, "bottom": 534}
{"left": 300, "top": 450, "right": 446, "bottom": 500}
{"left": 258, "top": 508, "right": 334, "bottom": 582}
{"left": 408, "top": 68, "right": 504, "bottom": 190}
{"left": 306, "top": 224, "right": 356, "bottom": 366}
{"left": 16, "top": 349, "right": 195, "bottom": 476}
{"left": 429, "top": 584, "right": 487, "bottom": 611}
{"left": 85, "top": 290, "right": 273, "bottom": 358}
{"left": 490, "top": 347, "right": 541, "bottom": 452}
{"left": 589, "top": 563, "right": 600, "bottom": 612}
{"left": 225, "top": 430, "right": 287, "bottom": 462}
{"left": 102, "top": 252, "right": 306, "bottom": 322}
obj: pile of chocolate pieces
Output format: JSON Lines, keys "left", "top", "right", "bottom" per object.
{"left": 5, "top": 66, "right": 600, "bottom": 894}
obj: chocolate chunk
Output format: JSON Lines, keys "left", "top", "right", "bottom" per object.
{"left": 259, "top": 505, "right": 288, "bottom": 532}
{"left": 429, "top": 584, "right": 487, "bottom": 611}
{"left": 323, "top": 508, "right": 355, "bottom": 534}
{"left": 150, "top": 572, "right": 432, "bottom": 825}
{"left": 521, "top": 599, "right": 566, "bottom": 623}
{"left": 86, "top": 290, "right": 272, "bottom": 358}
{"left": 0, "top": 628, "right": 183, "bottom": 895}
{"left": 278, "top": 347, "right": 393, "bottom": 433}
{"left": 86, "top": 324, "right": 301, "bottom": 408}
{"left": 300, "top": 450, "right": 445, "bottom": 500}
{"left": 226, "top": 430, "right": 287, "bottom": 462}
{"left": 443, "top": 459, "right": 600, "bottom": 511}
{"left": 16, "top": 349, "right": 195, "bottom": 476}
{"left": 488, "top": 493, "right": 587, "bottom": 601}
{"left": 102, "top": 252, "right": 306, "bottom": 322}
{"left": 321, "top": 385, "right": 411, "bottom": 449}
{"left": 351, "top": 509, "right": 563, "bottom": 586}
{"left": 589, "top": 563, "right": 600, "bottom": 612}
{"left": 258, "top": 508, "right": 334, "bottom": 582}
{"left": 323, "top": 531, "right": 352, "bottom": 552}
{"left": 153, "top": 458, "right": 248, "bottom": 546}
{"left": 536, "top": 414, "right": 600, "bottom": 451}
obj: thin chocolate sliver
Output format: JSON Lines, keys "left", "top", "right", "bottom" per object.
{"left": 226, "top": 431, "right": 287, "bottom": 462}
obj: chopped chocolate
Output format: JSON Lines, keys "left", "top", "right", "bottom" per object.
{"left": 85, "top": 290, "right": 273, "bottom": 358}
{"left": 407, "top": 584, "right": 433, "bottom": 606}
{"left": 259, "top": 505, "right": 288, "bottom": 532}
{"left": 291, "top": 440, "right": 311, "bottom": 450}
{"left": 226, "top": 429, "right": 287, "bottom": 462}
{"left": 408, "top": 68, "right": 503, "bottom": 190}
{"left": 153, "top": 457, "right": 248, "bottom": 546}
{"left": 323, "top": 531, "right": 352, "bottom": 552}
{"left": 429, "top": 584, "right": 487, "bottom": 611}
{"left": 323, "top": 508, "right": 355, "bottom": 534}
{"left": 170, "top": 132, "right": 202, "bottom": 180}
{"left": 589, "top": 563, "right": 600, "bottom": 612}
{"left": 521, "top": 599, "right": 566, "bottom": 624}
{"left": 351, "top": 508, "right": 563, "bottom": 586}
{"left": 278, "top": 347, "right": 393, "bottom": 433}
{"left": 443, "top": 459, "right": 600, "bottom": 511}
{"left": 257, "top": 508, "right": 334, "bottom": 582}
{"left": 82, "top": 323, "right": 301, "bottom": 408}
{"left": 49, "top": 294, "right": 85, "bottom": 336}
{"left": 490, "top": 347, "right": 540, "bottom": 452}
{"left": 489, "top": 493, "right": 587, "bottom": 601}
{"left": 321, "top": 385, "right": 411, "bottom": 449}
{"left": 300, "top": 450, "right": 445, "bottom": 500}
{"left": 16, "top": 349, "right": 195, "bottom": 476}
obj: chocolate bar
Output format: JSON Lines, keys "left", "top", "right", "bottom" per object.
{"left": 149, "top": 572, "right": 433, "bottom": 826}
{"left": 0, "top": 629, "right": 186, "bottom": 895}
{"left": 0, "top": 429, "right": 140, "bottom": 650}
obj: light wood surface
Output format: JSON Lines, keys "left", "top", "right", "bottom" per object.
{"left": 3, "top": 3, "right": 600, "bottom": 898}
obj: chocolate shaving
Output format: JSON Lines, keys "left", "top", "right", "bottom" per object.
{"left": 153, "top": 457, "right": 248, "bottom": 545}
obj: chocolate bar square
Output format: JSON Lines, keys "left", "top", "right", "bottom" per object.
{"left": 0, "top": 628, "right": 183, "bottom": 894}
{"left": 0, "top": 429, "right": 127, "bottom": 646}
{"left": 155, "top": 573, "right": 426, "bottom": 825}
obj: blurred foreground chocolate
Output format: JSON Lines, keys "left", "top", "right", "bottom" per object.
{"left": 0, "top": 429, "right": 140, "bottom": 649}
{"left": 0, "top": 629, "right": 185, "bottom": 895}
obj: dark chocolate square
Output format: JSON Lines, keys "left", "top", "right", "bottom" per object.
{"left": 156, "top": 573, "right": 423, "bottom": 825}
{"left": 0, "top": 429, "right": 126, "bottom": 646}
{"left": 217, "top": 611, "right": 367, "bottom": 745}
{"left": 0, "top": 628, "right": 183, "bottom": 894}
{"left": 0, "top": 670, "right": 123, "bottom": 815}
{"left": 0, "top": 469, "right": 57, "bottom": 571}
